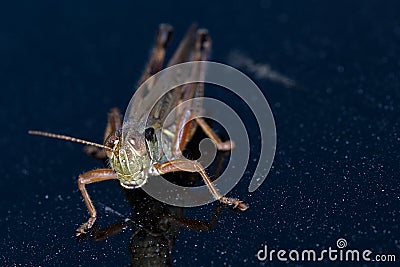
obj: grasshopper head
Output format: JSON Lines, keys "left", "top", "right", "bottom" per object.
{"left": 105, "top": 130, "right": 151, "bottom": 189}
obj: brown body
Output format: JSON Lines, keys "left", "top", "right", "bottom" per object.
{"left": 30, "top": 24, "right": 247, "bottom": 237}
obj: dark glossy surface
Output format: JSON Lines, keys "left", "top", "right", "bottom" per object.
{"left": 1, "top": 1, "right": 399, "bottom": 266}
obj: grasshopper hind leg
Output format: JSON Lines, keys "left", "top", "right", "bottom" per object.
{"left": 137, "top": 23, "right": 173, "bottom": 86}
{"left": 195, "top": 117, "right": 235, "bottom": 151}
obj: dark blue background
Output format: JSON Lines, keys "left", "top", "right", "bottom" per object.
{"left": 0, "top": 0, "right": 399, "bottom": 266}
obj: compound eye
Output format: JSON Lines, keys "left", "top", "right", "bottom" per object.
{"left": 145, "top": 127, "right": 156, "bottom": 142}
{"left": 105, "top": 132, "right": 119, "bottom": 149}
{"left": 103, "top": 132, "right": 120, "bottom": 158}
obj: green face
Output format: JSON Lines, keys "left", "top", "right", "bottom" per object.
{"left": 108, "top": 130, "right": 152, "bottom": 189}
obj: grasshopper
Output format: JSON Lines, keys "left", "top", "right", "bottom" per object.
{"left": 29, "top": 23, "right": 248, "bottom": 237}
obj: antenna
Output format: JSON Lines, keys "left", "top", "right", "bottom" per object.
{"left": 28, "top": 130, "right": 115, "bottom": 152}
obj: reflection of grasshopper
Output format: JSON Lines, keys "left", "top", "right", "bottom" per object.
{"left": 29, "top": 24, "right": 248, "bottom": 237}
{"left": 89, "top": 112, "right": 229, "bottom": 267}
{"left": 90, "top": 169, "right": 224, "bottom": 266}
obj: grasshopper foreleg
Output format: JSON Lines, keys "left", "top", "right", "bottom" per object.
{"left": 76, "top": 169, "right": 118, "bottom": 237}
{"left": 154, "top": 159, "right": 248, "bottom": 211}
